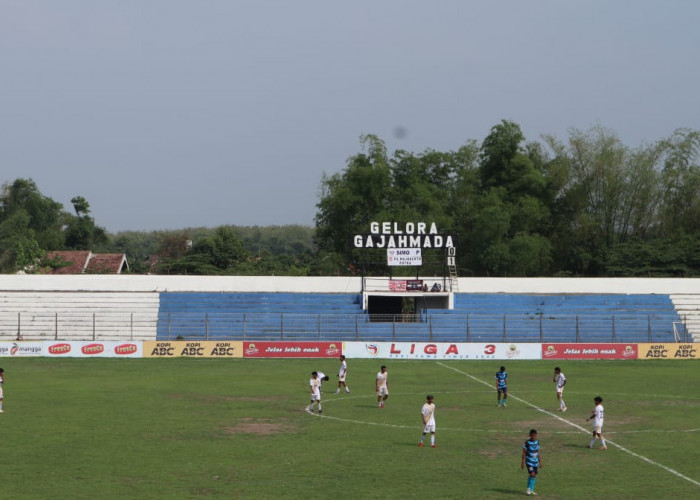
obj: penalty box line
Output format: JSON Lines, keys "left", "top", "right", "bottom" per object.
{"left": 437, "top": 361, "right": 700, "bottom": 489}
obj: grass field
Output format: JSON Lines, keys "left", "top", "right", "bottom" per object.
{"left": 1, "top": 357, "right": 699, "bottom": 499}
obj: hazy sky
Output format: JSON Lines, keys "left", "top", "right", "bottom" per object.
{"left": 2, "top": 1, "right": 699, "bottom": 232}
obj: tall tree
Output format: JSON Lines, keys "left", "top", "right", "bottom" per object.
{"left": 0, "top": 178, "right": 65, "bottom": 250}
{"left": 63, "top": 196, "right": 107, "bottom": 250}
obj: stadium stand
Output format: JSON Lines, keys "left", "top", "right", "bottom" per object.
{"left": 0, "top": 291, "right": 159, "bottom": 341}
{"left": 0, "top": 276, "right": 695, "bottom": 343}
{"left": 154, "top": 291, "right": 683, "bottom": 343}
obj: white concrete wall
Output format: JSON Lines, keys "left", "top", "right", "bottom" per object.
{"left": 2, "top": 275, "right": 700, "bottom": 294}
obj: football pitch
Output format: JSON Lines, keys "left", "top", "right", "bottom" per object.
{"left": 2, "top": 357, "right": 699, "bottom": 499}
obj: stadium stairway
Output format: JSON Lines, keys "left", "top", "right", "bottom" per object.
{"left": 669, "top": 294, "right": 700, "bottom": 342}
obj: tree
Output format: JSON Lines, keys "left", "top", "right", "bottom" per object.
{"left": 63, "top": 196, "right": 107, "bottom": 250}
{"left": 468, "top": 121, "right": 553, "bottom": 275}
{"left": 0, "top": 178, "right": 65, "bottom": 250}
{"left": 0, "top": 210, "right": 44, "bottom": 272}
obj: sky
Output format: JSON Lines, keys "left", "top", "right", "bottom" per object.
{"left": 2, "top": 1, "right": 699, "bottom": 233}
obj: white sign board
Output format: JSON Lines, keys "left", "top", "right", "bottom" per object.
{"left": 387, "top": 248, "right": 422, "bottom": 266}
{"left": 342, "top": 342, "right": 542, "bottom": 360}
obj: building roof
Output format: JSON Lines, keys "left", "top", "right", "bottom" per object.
{"left": 43, "top": 251, "right": 129, "bottom": 274}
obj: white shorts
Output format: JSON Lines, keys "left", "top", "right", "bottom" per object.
{"left": 310, "top": 391, "right": 320, "bottom": 401}
{"left": 378, "top": 386, "right": 389, "bottom": 397}
{"left": 339, "top": 375, "right": 346, "bottom": 382}
{"left": 0, "top": 386, "right": 3, "bottom": 398}
{"left": 557, "top": 387, "right": 564, "bottom": 396}
{"left": 593, "top": 423, "right": 603, "bottom": 434}
{"left": 423, "top": 424, "right": 435, "bottom": 433}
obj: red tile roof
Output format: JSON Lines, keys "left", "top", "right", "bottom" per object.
{"left": 43, "top": 251, "right": 128, "bottom": 274}
{"left": 86, "top": 253, "right": 128, "bottom": 274}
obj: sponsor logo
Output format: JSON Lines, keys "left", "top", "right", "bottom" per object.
{"left": 81, "top": 344, "right": 105, "bottom": 355}
{"left": 543, "top": 345, "right": 558, "bottom": 357}
{"left": 245, "top": 343, "right": 259, "bottom": 356}
{"left": 622, "top": 345, "right": 637, "bottom": 358}
{"left": 49, "top": 343, "right": 71, "bottom": 355}
{"left": 506, "top": 344, "right": 521, "bottom": 358}
{"left": 10, "top": 343, "right": 19, "bottom": 356}
{"left": 115, "top": 344, "right": 138, "bottom": 355}
{"left": 209, "top": 342, "right": 237, "bottom": 356}
{"left": 326, "top": 343, "right": 340, "bottom": 356}
{"left": 150, "top": 344, "right": 175, "bottom": 356}
{"left": 180, "top": 342, "right": 204, "bottom": 356}
{"left": 365, "top": 344, "right": 379, "bottom": 355}
{"left": 643, "top": 344, "right": 697, "bottom": 359}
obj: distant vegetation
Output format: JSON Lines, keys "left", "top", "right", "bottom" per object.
{"left": 2, "top": 120, "right": 700, "bottom": 276}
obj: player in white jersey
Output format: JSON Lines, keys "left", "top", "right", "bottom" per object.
{"left": 376, "top": 365, "right": 389, "bottom": 408}
{"left": 309, "top": 371, "right": 323, "bottom": 414}
{"left": 0, "top": 367, "right": 4, "bottom": 413}
{"left": 418, "top": 395, "right": 436, "bottom": 448}
{"left": 336, "top": 355, "right": 350, "bottom": 394}
{"left": 587, "top": 396, "right": 607, "bottom": 450}
{"left": 553, "top": 367, "right": 567, "bottom": 412}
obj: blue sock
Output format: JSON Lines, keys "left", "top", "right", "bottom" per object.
{"left": 528, "top": 477, "right": 535, "bottom": 490}
{"left": 503, "top": 398, "right": 507, "bottom": 405}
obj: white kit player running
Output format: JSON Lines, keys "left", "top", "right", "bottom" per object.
{"left": 336, "top": 355, "right": 350, "bottom": 394}
{"left": 587, "top": 396, "right": 607, "bottom": 450}
{"left": 418, "top": 395, "right": 437, "bottom": 448}
{"left": 553, "top": 367, "right": 567, "bottom": 412}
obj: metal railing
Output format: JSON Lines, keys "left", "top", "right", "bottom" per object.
{"left": 156, "top": 311, "right": 685, "bottom": 343}
{"left": 4, "top": 311, "right": 687, "bottom": 343}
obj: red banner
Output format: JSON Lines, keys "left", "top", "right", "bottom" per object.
{"left": 389, "top": 280, "right": 407, "bottom": 291}
{"left": 542, "top": 343, "right": 638, "bottom": 360}
{"left": 243, "top": 341, "right": 342, "bottom": 358}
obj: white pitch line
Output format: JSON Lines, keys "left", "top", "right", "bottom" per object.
{"left": 438, "top": 361, "right": 700, "bottom": 489}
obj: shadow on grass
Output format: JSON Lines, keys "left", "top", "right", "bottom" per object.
{"left": 487, "top": 487, "right": 529, "bottom": 496}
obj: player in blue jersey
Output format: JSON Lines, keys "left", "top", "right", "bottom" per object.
{"left": 521, "top": 429, "right": 542, "bottom": 496}
{"left": 495, "top": 366, "right": 508, "bottom": 407}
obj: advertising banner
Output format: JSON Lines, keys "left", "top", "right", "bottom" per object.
{"left": 342, "top": 342, "right": 541, "bottom": 360}
{"left": 43, "top": 341, "right": 142, "bottom": 358}
{"left": 387, "top": 248, "right": 422, "bottom": 266}
{"left": 389, "top": 280, "right": 407, "bottom": 292}
{"left": 637, "top": 343, "right": 698, "bottom": 360}
{"left": 242, "top": 341, "right": 341, "bottom": 358}
{"left": 0, "top": 341, "right": 44, "bottom": 357}
{"left": 541, "top": 343, "right": 638, "bottom": 360}
{"left": 143, "top": 341, "right": 243, "bottom": 358}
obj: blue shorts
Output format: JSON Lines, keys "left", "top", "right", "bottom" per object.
{"left": 498, "top": 386, "right": 507, "bottom": 394}
{"left": 527, "top": 465, "right": 539, "bottom": 475}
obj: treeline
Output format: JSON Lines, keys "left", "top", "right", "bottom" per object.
{"left": 0, "top": 179, "right": 315, "bottom": 275}
{"left": 3, "top": 120, "right": 700, "bottom": 276}
{"left": 316, "top": 121, "right": 700, "bottom": 277}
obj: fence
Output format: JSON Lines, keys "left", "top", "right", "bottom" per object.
{"left": 5, "top": 311, "right": 687, "bottom": 343}
{"left": 6, "top": 312, "right": 157, "bottom": 341}
{"left": 158, "top": 312, "right": 684, "bottom": 343}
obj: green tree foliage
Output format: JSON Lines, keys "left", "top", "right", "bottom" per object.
{"left": 1, "top": 179, "right": 65, "bottom": 250}
{"left": 316, "top": 122, "right": 700, "bottom": 277}
{"left": 0, "top": 210, "right": 45, "bottom": 272}
{"left": 63, "top": 196, "right": 108, "bottom": 250}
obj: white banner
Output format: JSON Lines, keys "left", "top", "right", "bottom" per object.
{"left": 387, "top": 248, "right": 422, "bottom": 266}
{"left": 0, "top": 341, "right": 143, "bottom": 358}
{"left": 0, "top": 342, "right": 44, "bottom": 357}
{"left": 342, "top": 342, "right": 542, "bottom": 360}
